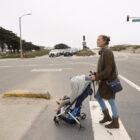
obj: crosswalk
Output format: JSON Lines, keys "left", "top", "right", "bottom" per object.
{"left": 89, "top": 101, "right": 131, "bottom": 140}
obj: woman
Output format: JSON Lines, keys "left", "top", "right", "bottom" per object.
{"left": 90, "top": 35, "right": 119, "bottom": 129}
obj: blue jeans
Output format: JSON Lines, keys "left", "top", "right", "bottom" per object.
{"left": 96, "top": 90, "right": 119, "bottom": 118}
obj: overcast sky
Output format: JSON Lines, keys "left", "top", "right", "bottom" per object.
{"left": 0, "top": 0, "right": 140, "bottom": 48}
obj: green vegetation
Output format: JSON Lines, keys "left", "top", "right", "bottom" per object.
{"left": 0, "top": 26, "right": 43, "bottom": 53}
{"left": 0, "top": 50, "right": 50, "bottom": 59}
{"left": 54, "top": 43, "right": 70, "bottom": 49}
{"left": 76, "top": 49, "right": 96, "bottom": 56}
{"left": 133, "top": 45, "right": 140, "bottom": 49}
{"left": 0, "top": 26, "right": 50, "bottom": 59}
{"left": 110, "top": 45, "right": 140, "bottom": 51}
{"left": 24, "top": 50, "right": 50, "bottom": 58}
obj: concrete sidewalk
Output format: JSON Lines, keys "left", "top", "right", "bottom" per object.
{"left": 0, "top": 97, "right": 48, "bottom": 140}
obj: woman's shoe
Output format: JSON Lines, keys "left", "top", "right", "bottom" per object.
{"left": 99, "top": 109, "right": 112, "bottom": 123}
{"left": 105, "top": 117, "right": 119, "bottom": 129}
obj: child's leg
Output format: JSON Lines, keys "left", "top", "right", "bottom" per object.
{"left": 62, "top": 95, "right": 70, "bottom": 100}
{"left": 58, "top": 99, "right": 70, "bottom": 110}
{"left": 54, "top": 99, "right": 70, "bottom": 112}
{"left": 56, "top": 95, "right": 70, "bottom": 105}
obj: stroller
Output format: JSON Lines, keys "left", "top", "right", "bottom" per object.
{"left": 53, "top": 74, "right": 95, "bottom": 128}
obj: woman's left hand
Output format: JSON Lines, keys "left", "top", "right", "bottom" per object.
{"left": 90, "top": 74, "right": 95, "bottom": 80}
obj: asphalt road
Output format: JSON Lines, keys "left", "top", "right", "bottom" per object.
{"left": 0, "top": 52, "right": 140, "bottom": 140}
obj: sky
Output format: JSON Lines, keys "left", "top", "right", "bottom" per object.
{"left": 0, "top": 0, "right": 140, "bottom": 48}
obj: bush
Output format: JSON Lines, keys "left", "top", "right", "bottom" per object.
{"left": 24, "top": 50, "right": 50, "bottom": 58}
{"left": 110, "top": 45, "right": 140, "bottom": 51}
{"left": 0, "top": 50, "right": 50, "bottom": 59}
{"left": 110, "top": 45, "right": 128, "bottom": 51}
{"left": 133, "top": 45, "right": 140, "bottom": 49}
{"left": 0, "top": 53, "right": 20, "bottom": 59}
{"left": 76, "top": 49, "right": 96, "bottom": 56}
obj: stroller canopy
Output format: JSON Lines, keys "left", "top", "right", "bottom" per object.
{"left": 70, "top": 75, "right": 92, "bottom": 103}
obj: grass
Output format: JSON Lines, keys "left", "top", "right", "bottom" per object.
{"left": 133, "top": 45, "right": 140, "bottom": 49}
{"left": 76, "top": 49, "right": 96, "bottom": 56}
{"left": 0, "top": 53, "right": 20, "bottom": 59}
{"left": 110, "top": 45, "right": 140, "bottom": 51}
{"left": 23, "top": 50, "right": 50, "bottom": 58}
{"left": 0, "top": 50, "right": 50, "bottom": 59}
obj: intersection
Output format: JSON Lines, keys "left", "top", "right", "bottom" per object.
{"left": 0, "top": 52, "right": 140, "bottom": 140}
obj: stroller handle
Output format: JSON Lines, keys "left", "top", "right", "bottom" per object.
{"left": 89, "top": 71, "right": 96, "bottom": 100}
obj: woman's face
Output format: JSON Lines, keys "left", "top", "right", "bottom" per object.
{"left": 97, "top": 36, "right": 106, "bottom": 48}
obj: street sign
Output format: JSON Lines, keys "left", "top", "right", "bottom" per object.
{"left": 132, "top": 19, "right": 140, "bottom": 22}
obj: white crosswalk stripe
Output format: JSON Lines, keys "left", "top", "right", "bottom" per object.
{"left": 89, "top": 101, "right": 131, "bottom": 140}
{"left": 119, "top": 75, "right": 140, "bottom": 92}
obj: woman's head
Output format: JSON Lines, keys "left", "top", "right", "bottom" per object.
{"left": 97, "top": 35, "right": 110, "bottom": 48}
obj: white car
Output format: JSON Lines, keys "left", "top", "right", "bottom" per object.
{"left": 49, "top": 50, "right": 60, "bottom": 57}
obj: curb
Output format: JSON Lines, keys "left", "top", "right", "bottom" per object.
{"left": 2, "top": 93, "right": 51, "bottom": 100}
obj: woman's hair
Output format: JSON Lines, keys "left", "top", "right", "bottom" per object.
{"left": 100, "top": 35, "right": 111, "bottom": 45}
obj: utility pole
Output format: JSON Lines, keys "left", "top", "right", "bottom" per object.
{"left": 19, "top": 13, "right": 32, "bottom": 58}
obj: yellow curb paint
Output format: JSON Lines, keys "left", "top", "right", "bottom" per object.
{"left": 2, "top": 89, "right": 50, "bottom": 99}
{"left": 2, "top": 94, "right": 50, "bottom": 99}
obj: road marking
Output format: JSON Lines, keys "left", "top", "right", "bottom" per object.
{"left": 69, "top": 62, "right": 96, "bottom": 66}
{"left": 89, "top": 101, "right": 131, "bottom": 140}
{"left": 0, "top": 66, "right": 12, "bottom": 68}
{"left": 0, "top": 65, "right": 38, "bottom": 68}
{"left": 48, "top": 64, "right": 63, "bottom": 66}
{"left": 63, "top": 68, "right": 72, "bottom": 70}
{"left": 0, "top": 59, "right": 20, "bottom": 62}
{"left": 119, "top": 75, "right": 140, "bottom": 92}
{"left": 114, "top": 52, "right": 129, "bottom": 61}
{"left": 0, "top": 59, "right": 9, "bottom": 62}
{"left": 31, "top": 68, "right": 63, "bottom": 72}
{"left": 0, "top": 62, "right": 96, "bottom": 69}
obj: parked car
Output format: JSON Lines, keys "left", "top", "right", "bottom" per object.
{"left": 64, "top": 51, "right": 73, "bottom": 57}
{"left": 59, "top": 50, "right": 65, "bottom": 55}
{"left": 49, "top": 50, "right": 60, "bottom": 57}
{"left": 49, "top": 53, "right": 55, "bottom": 57}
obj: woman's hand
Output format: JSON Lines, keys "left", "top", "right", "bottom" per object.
{"left": 90, "top": 74, "right": 95, "bottom": 80}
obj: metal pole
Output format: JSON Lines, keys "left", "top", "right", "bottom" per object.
{"left": 19, "top": 13, "right": 32, "bottom": 58}
{"left": 19, "top": 17, "right": 23, "bottom": 58}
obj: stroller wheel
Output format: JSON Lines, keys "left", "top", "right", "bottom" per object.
{"left": 78, "top": 124, "right": 84, "bottom": 129}
{"left": 80, "top": 113, "right": 86, "bottom": 120}
{"left": 53, "top": 116, "right": 59, "bottom": 125}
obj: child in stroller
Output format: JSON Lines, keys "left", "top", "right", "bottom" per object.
{"left": 54, "top": 75, "right": 93, "bottom": 128}
{"left": 54, "top": 95, "right": 71, "bottom": 112}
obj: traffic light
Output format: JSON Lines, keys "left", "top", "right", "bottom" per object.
{"left": 83, "top": 35, "right": 85, "bottom": 41}
{"left": 127, "top": 16, "right": 129, "bottom": 22}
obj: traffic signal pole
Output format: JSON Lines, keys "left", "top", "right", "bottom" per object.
{"left": 127, "top": 15, "right": 140, "bottom": 22}
{"left": 126, "top": 15, "right": 140, "bottom": 53}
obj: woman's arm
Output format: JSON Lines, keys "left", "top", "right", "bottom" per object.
{"left": 95, "top": 49, "right": 114, "bottom": 81}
